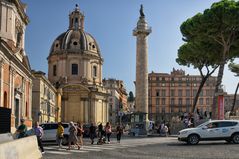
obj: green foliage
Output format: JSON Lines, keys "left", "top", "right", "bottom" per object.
{"left": 128, "top": 91, "right": 134, "bottom": 102}
{"left": 177, "top": 40, "right": 222, "bottom": 69}
{"left": 178, "top": 0, "right": 239, "bottom": 115}
{"left": 229, "top": 62, "right": 239, "bottom": 76}
{"left": 180, "top": 0, "right": 239, "bottom": 61}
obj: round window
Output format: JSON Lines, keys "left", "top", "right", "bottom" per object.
{"left": 73, "top": 41, "right": 78, "bottom": 46}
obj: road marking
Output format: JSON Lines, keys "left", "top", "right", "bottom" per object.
{"left": 46, "top": 151, "right": 71, "bottom": 155}
{"left": 43, "top": 138, "right": 167, "bottom": 156}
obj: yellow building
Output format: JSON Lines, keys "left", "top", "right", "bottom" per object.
{"left": 103, "top": 78, "right": 128, "bottom": 126}
{"left": 47, "top": 5, "right": 108, "bottom": 124}
{"left": 32, "top": 71, "right": 62, "bottom": 123}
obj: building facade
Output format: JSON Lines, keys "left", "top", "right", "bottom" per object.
{"left": 103, "top": 78, "right": 128, "bottom": 126}
{"left": 32, "top": 71, "right": 62, "bottom": 123}
{"left": 0, "top": 0, "right": 32, "bottom": 131}
{"left": 224, "top": 94, "right": 239, "bottom": 114}
{"left": 148, "top": 68, "right": 217, "bottom": 122}
{"left": 47, "top": 5, "right": 108, "bottom": 124}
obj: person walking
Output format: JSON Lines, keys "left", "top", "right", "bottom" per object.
{"left": 56, "top": 122, "right": 64, "bottom": 149}
{"left": 89, "top": 123, "right": 96, "bottom": 144}
{"left": 98, "top": 123, "right": 103, "bottom": 140}
{"left": 105, "top": 122, "right": 112, "bottom": 144}
{"left": 77, "top": 122, "right": 84, "bottom": 148}
{"left": 116, "top": 124, "right": 123, "bottom": 143}
{"left": 16, "top": 119, "right": 27, "bottom": 139}
{"left": 164, "top": 125, "right": 169, "bottom": 137}
{"left": 67, "top": 121, "right": 80, "bottom": 150}
{"left": 33, "top": 121, "right": 45, "bottom": 154}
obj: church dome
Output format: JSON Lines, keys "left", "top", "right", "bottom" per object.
{"left": 48, "top": 5, "right": 101, "bottom": 58}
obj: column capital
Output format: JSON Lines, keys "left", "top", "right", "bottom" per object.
{"left": 0, "top": 57, "right": 5, "bottom": 67}
{"left": 9, "top": 66, "right": 16, "bottom": 76}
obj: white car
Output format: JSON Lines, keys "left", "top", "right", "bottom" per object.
{"left": 40, "top": 123, "right": 70, "bottom": 145}
{"left": 178, "top": 120, "right": 239, "bottom": 145}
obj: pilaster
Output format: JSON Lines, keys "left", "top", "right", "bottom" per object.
{"left": 9, "top": 66, "right": 16, "bottom": 110}
{"left": 0, "top": 57, "right": 5, "bottom": 106}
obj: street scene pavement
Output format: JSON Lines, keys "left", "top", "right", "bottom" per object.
{"left": 42, "top": 136, "right": 239, "bottom": 159}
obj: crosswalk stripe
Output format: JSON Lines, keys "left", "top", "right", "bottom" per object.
{"left": 46, "top": 151, "right": 71, "bottom": 155}
{"left": 43, "top": 139, "right": 162, "bottom": 155}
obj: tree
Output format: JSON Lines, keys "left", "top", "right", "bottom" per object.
{"left": 128, "top": 91, "right": 134, "bottom": 102}
{"left": 180, "top": 0, "right": 239, "bottom": 119}
{"left": 228, "top": 62, "right": 239, "bottom": 115}
{"left": 177, "top": 40, "right": 219, "bottom": 114}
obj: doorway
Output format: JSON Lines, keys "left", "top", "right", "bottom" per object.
{"left": 15, "top": 98, "right": 20, "bottom": 128}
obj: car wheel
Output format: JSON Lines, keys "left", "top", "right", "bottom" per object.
{"left": 232, "top": 133, "right": 239, "bottom": 144}
{"left": 187, "top": 134, "right": 199, "bottom": 145}
{"left": 62, "top": 135, "right": 69, "bottom": 146}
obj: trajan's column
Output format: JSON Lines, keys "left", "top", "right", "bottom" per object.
{"left": 133, "top": 5, "right": 151, "bottom": 117}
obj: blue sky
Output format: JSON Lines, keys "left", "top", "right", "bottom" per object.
{"left": 22, "top": 0, "right": 238, "bottom": 94}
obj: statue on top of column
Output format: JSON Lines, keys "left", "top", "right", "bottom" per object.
{"left": 140, "top": 4, "right": 145, "bottom": 17}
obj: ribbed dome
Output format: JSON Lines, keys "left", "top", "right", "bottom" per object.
{"left": 49, "top": 29, "right": 101, "bottom": 57}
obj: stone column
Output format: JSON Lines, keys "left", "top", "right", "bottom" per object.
{"left": 9, "top": 66, "right": 16, "bottom": 110}
{"left": 22, "top": 78, "right": 26, "bottom": 118}
{"left": 133, "top": 7, "right": 151, "bottom": 116}
{"left": 0, "top": 58, "right": 4, "bottom": 106}
{"left": 80, "top": 99, "right": 84, "bottom": 122}
{"left": 84, "top": 99, "right": 88, "bottom": 123}
{"left": 29, "top": 80, "right": 33, "bottom": 119}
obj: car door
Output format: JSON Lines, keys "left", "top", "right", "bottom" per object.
{"left": 41, "top": 124, "right": 50, "bottom": 141}
{"left": 218, "top": 121, "right": 238, "bottom": 138}
{"left": 204, "top": 122, "right": 221, "bottom": 139}
{"left": 48, "top": 124, "right": 58, "bottom": 140}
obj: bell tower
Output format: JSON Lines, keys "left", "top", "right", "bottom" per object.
{"left": 69, "top": 4, "right": 85, "bottom": 30}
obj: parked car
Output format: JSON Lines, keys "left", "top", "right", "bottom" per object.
{"left": 178, "top": 120, "right": 239, "bottom": 145}
{"left": 40, "top": 122, "right": 71, "bottom": 145}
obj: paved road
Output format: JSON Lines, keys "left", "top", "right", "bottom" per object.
{"left": 42, "top": 137, "right": 239, "bottom": 159}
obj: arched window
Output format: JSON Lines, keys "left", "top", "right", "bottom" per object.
{"left": 93, "top": 66, "right": 97, "bottom": 77}
{"left": 3, "top": 92, "right": 7, "bottom": 108}
{"left": 72, "top": 63, "right": 78, "bottom": 75}
{"left": 53, "top": 65, "right": 57, "bottom": 76}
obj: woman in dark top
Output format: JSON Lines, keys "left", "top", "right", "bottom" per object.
{"left": 89, "top": 123, "right": 96, "bottom": 144}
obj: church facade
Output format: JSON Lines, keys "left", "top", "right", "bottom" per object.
{"left": 48, "top": 5, "right": 109, "bottom": 124}
{"left": 0, "top": 0, "right": 33, "bottom": 131}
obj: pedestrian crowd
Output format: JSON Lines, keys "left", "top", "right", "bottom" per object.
{"left": 15, "top": 120, "right": 124, "bottom": 153}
